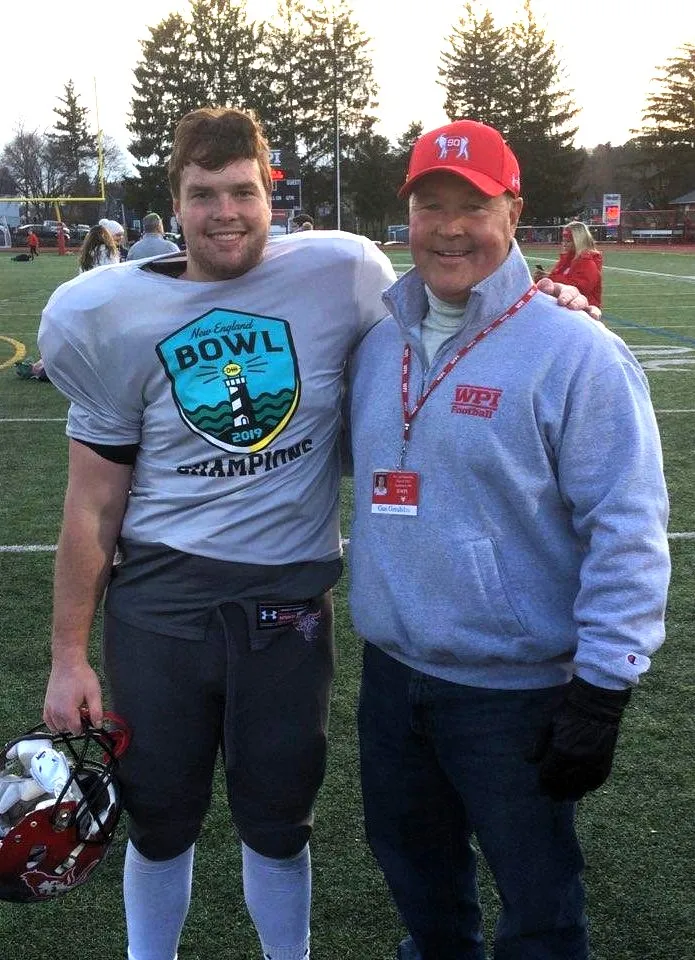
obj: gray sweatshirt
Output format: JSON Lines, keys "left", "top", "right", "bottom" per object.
{"left": 348, "top": 242, "right": 670, "bottom": 691}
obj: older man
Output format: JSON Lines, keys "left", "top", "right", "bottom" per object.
{"left": 126, "top": 212, "right": 180, "bottom": 260}
{"left": 348, "top": 120, "right": 670, "bottom": 960}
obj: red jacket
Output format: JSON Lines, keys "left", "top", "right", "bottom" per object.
{"left": 27, "top": 231, "right": 39, "bottom": 250}
{"left": 547, "top": 249, "right": 603, "bottom": 308}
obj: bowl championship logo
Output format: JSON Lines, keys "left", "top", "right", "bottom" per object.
{"left": 156, "top": 308, "right": 300, "bottom": 454}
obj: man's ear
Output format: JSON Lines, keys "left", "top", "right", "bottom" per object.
{"left": 509, "top": 195, "right": 524, "bottom": 233}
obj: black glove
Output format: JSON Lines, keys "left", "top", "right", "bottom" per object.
{"left": 530, "top": 677, "right": 631, "bottom": 802}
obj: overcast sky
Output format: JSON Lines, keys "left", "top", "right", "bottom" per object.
{"left": 2, "top": 0, "right": 694, "bottom": 166}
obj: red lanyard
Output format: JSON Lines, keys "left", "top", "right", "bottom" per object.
{"left": 398, "top": 285, "right": 537, "bottom": 467}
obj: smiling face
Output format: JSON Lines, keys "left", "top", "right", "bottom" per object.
{"left": 174, "top": 158, "right": 272, "bottom": 282}
{"left": 561, "top": 228, "right": 575, "bottom": 254}
{"left": 408, "top": 173, "right": 523, "bottom": 305}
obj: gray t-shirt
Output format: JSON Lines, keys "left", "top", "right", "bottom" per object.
{"left": 126, "top": 234, "right": 180, "bottom": 260}
{"left": 39, "top": 231, "right": 395, "bottom": 565}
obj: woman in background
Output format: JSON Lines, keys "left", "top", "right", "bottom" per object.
{"left": 534, "top": 221, "right": 603, "bottom": 309}
{"left": 79, "top": 224, "right": 120, "bottom": 272}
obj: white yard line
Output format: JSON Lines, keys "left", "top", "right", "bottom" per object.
{"left": 0, "top": 545, "right": 58, "bottom": 552}
{"left": 3, "top": 531, "right": 694, "bottom": 552}
{"left": 529, "top": 257, "right": 695, "bottom": 282}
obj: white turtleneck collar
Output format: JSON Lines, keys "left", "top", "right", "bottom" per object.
{"left": 420, "top": 285, "right": 467, "bottom": 364}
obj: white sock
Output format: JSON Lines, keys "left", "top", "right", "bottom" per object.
{"left": 242, "top": 842, "right": 311, "bottom": 960}
{"left": 124, "top": 841, "right": 194, "bottom": 960}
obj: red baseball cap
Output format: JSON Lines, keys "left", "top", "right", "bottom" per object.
{"left": 399, "top": 119, "right": 521, "bottom": 199}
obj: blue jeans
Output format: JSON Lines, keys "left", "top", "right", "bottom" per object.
{"left": 358, "top": 644, "right": 588, "bottom": 960}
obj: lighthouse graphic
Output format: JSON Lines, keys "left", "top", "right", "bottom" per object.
{"left": 222, "top": 361, "right": 256, "bottom": 428}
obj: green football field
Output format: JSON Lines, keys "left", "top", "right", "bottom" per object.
{"left": 0, "top": 245, "right": 693, "bottom": 959}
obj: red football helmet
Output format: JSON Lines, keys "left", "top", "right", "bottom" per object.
{"left": 0, "top": 712, "right": 130, "bottom": 903}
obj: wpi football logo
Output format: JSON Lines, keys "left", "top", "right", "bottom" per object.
{"left": 452, "top": 384, "right": 503, "bottom": 419}
{"left": 157, "top": 308, "right": 300, "bottom": 453}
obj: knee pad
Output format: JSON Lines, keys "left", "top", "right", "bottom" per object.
{"left": 239, "top": 822, "right": 312, "bottom": 860}
{"left": 127, "top": 809, "right": 203, "bottom": 861}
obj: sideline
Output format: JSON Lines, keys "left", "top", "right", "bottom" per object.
{"left": 0, "top": 335, "right": 25, "bottom": 369}
{"left": 2, "top": 533, "right": 694, "bottom": 553}
{"left": 528, "top": 256, "right": 695, "bottom": 282}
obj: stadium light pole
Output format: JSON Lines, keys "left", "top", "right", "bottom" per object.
{"left": 333, "top": 23, "right": 341, "bottom": 232}
{"left": 334, "top": 94, "right": 341, "bottom": 231}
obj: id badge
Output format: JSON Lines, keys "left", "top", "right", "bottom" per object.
{"left": 371, "top": 470, "right": 420, "bottom": 516}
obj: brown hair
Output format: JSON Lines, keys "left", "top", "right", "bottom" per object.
{"left": 168, "top": 107, "right": 272, "bottom": 200}
{"left": 79, "top": 224, "right": 119, "bottom": 271}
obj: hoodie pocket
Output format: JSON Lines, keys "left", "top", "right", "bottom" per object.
{"left": 466, "top": 537, "right": 528, "bottom": 637}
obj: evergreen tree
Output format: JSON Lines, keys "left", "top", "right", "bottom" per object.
{"left": 261, "top": 0, "right": 309, "bottom": 157}
{"left": 49, "top": 80, "right": 94, "bottom": 191}
{"left": 128, "top": 12, "right": 200, "bottom": 212}
{"left": 634, "top": 43, "right": 695, "bottom": 204}
{"left": 505, "top": 0, "right": 581, "bottom": 221}
{"left": 189, "top": 0, "right": 266, "bottom": 114}
{"left": 349, "top": 131, "right": 404, "bottom": 238}
{"left": 438, "top": 1, "right": 581, "bottom": 222}
{"left": 128, "top": 13, "right": 200, "bottom": 167}
{"left": 296, "top": 0, "right": 378, "bottom": 225}
{"left": 438, "top": 3, "right": 511, "bottom": 129}
{"left": 299, "top": 1, "right": 378, "bottom": 166}
{"left": 394, "top": 121, "right": 424, "bottom": 186}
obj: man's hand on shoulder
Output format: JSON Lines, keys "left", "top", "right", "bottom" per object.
{"left": 536, "top": 276, "right": 602, "bottom": 322}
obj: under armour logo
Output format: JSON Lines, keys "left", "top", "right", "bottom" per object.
{"left": 260, "top": 609, "right": 278, "bottom": 622}
{"left": 436, "top": 134, "right": 469, "bottom": 160}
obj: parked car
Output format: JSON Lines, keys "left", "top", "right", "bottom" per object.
{"left": 163, "top": 232, "right": 184, "bottom": 248}
{"left": 70, "top": 224, "right": 91, "bottom": 243}
{"left": 13, "top": 223, "right": 71, "bottom": 247}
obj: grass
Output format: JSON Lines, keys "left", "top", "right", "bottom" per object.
{"left": 1, "top": 244, "right": 694, "bottom": 959}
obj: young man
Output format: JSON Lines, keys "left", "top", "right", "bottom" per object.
{"left": 38, "top": 107, "right": 395, "bottom": 960}
{"left": 348, "top": 120, "right": 670, "bottom": 960}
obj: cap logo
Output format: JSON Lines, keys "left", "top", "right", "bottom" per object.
{"left": 435, "top": 134, "right": 469, "bottom": 161}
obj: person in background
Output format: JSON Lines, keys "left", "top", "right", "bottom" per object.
{"left": 127, "top": 213, "right": 181, "bottom": 260}
{"left": 79, "top": 224, "right": 120, "bottom": 272}
{"left": 100, "top": 218, "right": 129, "bottom": 260}
{"left": 26, "top": 228, "right": 39, "bottom": 259}
{"left": 290, "top": 214, "right": 314, "bottom": 233}
{"left": 22, "top": 224, "right": 120, "bottom": 382}
{"left": 534, "top": 221, "right": 603, "bottom": 309}
{"left": 348, "top": 119, "right": 670, "bottom": 960}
